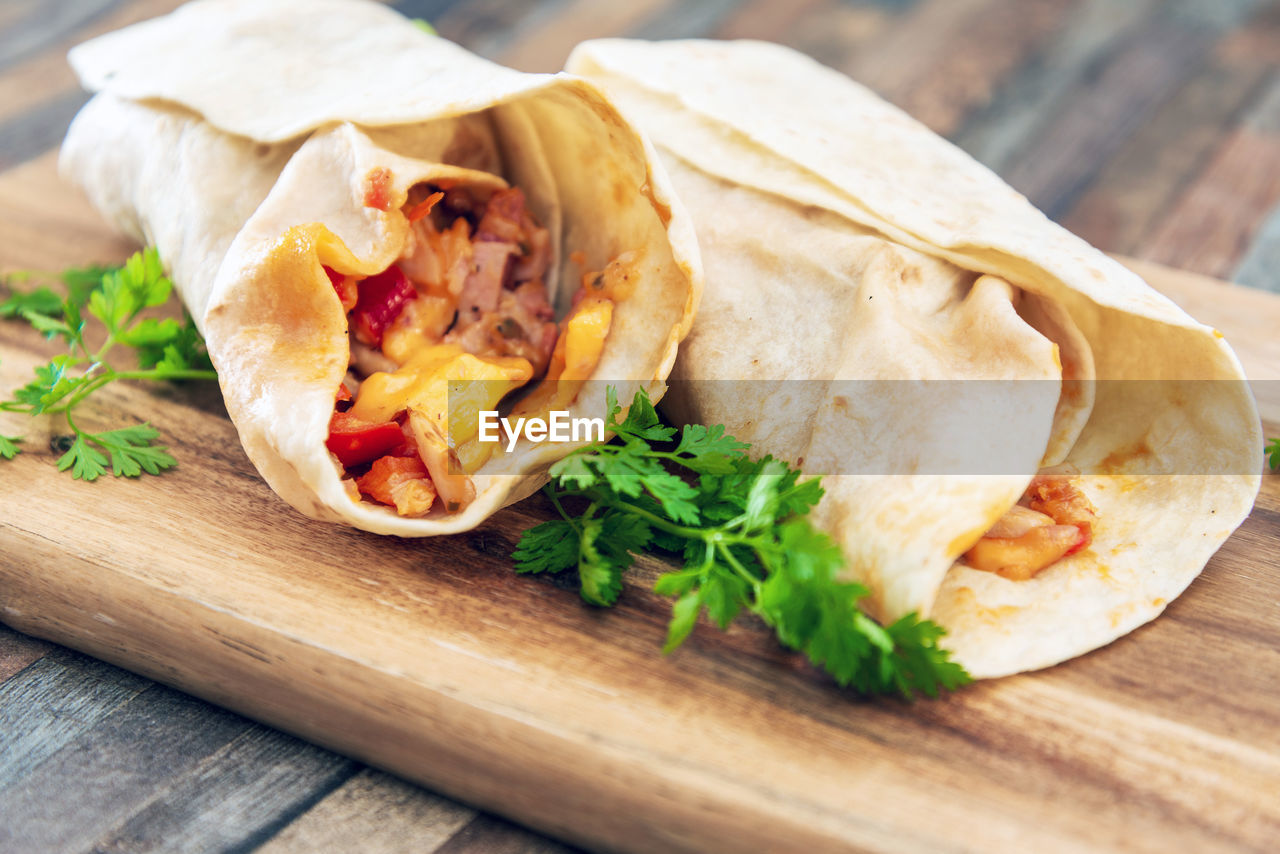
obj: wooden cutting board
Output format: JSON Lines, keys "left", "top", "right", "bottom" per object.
{"left": 1, "top": 150, "right": 1278, "bottom": 854}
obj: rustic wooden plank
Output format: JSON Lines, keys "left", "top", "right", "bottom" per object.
{"left": 0, "top": 2, "right": 38, "bottom": 38}
{"left": 389, "top": 0, "right": 468, "bottom": 28}
{"left": 841, "top": 0, "right": 999, "bottom": 114}
{"left": 1137, "top": 76, "right": 1280, "bottom": 279}
{"left": 496, "top": 0, "right": 672, "bottom": 73}
{"left": 0, "top": 0, "right": 118, "bottom": 71}
{"left": 0, "top": 623, "right": 52, "bottom": 682}
{"left": 951, "top": 0, "right": 1160, "bottom": 172}
{"left": 625, "top": 0, "right": 744, "bottom": 40}
{"left": 0, "top": 0, "right": 188, "bottom": 167}
{"left": 0, "top": 683, "right": 253, "bottom": 852}
{"left": 0, "top": 150, "right": 136, "bottom": 273}
{"left": 712, "top": 0, "right": 827, "bottom": 41}
{"left": 1061, "top": 53, "right": 1272, "bottom": 257}
{"left": 1, "top": 249, "right": 1278, "bottom": 853}
{"left": 783, "top": 0, "right": 896, "bottom": 71}
{"left": 1, "top": 355, "right": 1277, "bottom": 854}
{"left": 875, "top": 0, "right": 1078, "bottom": 137}
{"left": 998, "top": 0, "right": 1263, "bottom": 219}
{"left": 1231, "top": 201, "right": 1280, "bottom": 293}
{"left": 433, "top": 813, "right": 581, "bottom": 854}
{"left": 0, "top": 647, "right": 150, "bottom": 790}
{"left": 432, "top": 0, "right": 570, "bottom": 61}
{"left": 0, "top": 89, "right": 89, "bottom": 171}
{"left": 256, "top": 768, "right": 477, "bottom": 854}
{"left": 1, "top": 6, "right": 1279, "bottom": 853}
{"left": 83, "top": 727, "right": 358, "bottom": 854}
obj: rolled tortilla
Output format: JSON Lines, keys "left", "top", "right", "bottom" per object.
{"left": 568, "top": 38, "right": 1262, "bottom": 677}
{"left": 59, "top": 0, "right": 700, "bottom": 535}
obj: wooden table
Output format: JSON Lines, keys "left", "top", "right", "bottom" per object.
{"left": 2, "top": 1, "right": 1279, "bottom": 852}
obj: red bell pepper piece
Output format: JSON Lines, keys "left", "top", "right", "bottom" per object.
{"left": 326, "top": 410, "right": 406, "bottom": 468}
{"left": 324, "top": 266, "right": 358, "bottom": 312}
{"left": 356, "top": 455, "right": 434, "bottom": 511}
{"left": 352, "top": 265, "right": 416, "bottom": 346}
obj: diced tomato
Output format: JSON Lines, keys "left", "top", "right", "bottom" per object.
{"left": 357, "top": 455, "right": 436, "bottom": 515}
{"left": 335, "top": 382, "right": 353, "bottom": 411}
{"left": 326, "top": 410, "right": 406, "bottom": 468}
{"left": 363, "top": 166, "right": 393, "bottom": 211}
{"left": 352, "top": 265, "right": 416, "bottom": 346}
{"left": 325, "top": 266, "right": 359, "bottom": 312}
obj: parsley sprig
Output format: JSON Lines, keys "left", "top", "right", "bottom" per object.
{"left": 1267, "top": 438, "right": 1279, "bottom": 472}
{"left": 0, "top": 248, "right": 216, "bottom": 478}
{"left": 514, "top": 387, "right": 971, "bottom": 698}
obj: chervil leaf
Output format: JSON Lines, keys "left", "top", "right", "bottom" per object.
{"left": 699, "top": 564, "right": 750, "bottom": 629}
{"left": 89, "top": 247, "right": 172, "bottom": 334}
{"left": 0, "top": 285, "right": 62, "bottom": 319}
{"left": 875, "top": 614, "right": 969, "bottom": 698}
{"left": 519, "top": 386, "right": 971, "bottom": 699}
{"left": 653, "top": 566, "right": 701, "bottom": 598}
{"left": 13, "top": 356, "right": 81, "bottom": 414}
{"left": 156, "top": 315, "right": 213, "bottom": 372}
{"left": 57, "top": 433, "right": 108, "bottom": 481}
{"left": 550, "top": 452, "right": 597, "bottom": 489}
{"left": 2, "top": 249, "right": 216, "bottom": 479}
{"left": 87, "top": 424, "right": 177, "bottom": 478}
{"left": 20, "top": 310, "right": 71, "bottom": 340}
{"left": 0, "top": 434, "right": 19, "bottom": 459}
{"left": 61, "top": 264, "right": 114, "bottom": 308}
{"left": 576, "top": 518, "right": 625, "bottom": 606}
{"left": 119, "top": 316, "right": 182, "bottom": 361}
{"left": 614, "top": 386, "right": 675, "bottom": 443}
{"left": 513, "top": 519, "right": 580, "bottom": 574}
{"left": 663, "top": 589, "right": 703, "bottom": 654}
{"left": 600, "top": 510, "right": 651, "bottom": 557}
{"left": 671, "top": 423, "right": 748, "bottom": 473}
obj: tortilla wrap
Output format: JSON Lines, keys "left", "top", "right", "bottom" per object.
{"left": 59, "top": 0, "right": 700, "bottom": 535}
{"left": 568, "top": 38, "right": 1262, "bottom": 677}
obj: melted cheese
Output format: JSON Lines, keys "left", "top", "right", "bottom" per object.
{"left": 512, "top": 296, "right": 614, "bottom": 417}
{"left": 350, "top": 343, "right": 533, "bottom": 472}
{"left": 561, "top": 297, "right": 613, "bottom": 384}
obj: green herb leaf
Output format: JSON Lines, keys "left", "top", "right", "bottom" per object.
{"left": 512, "top": 519, "right": 580, "bottom": 574}
{"left": 0, "top": 286, "right": 63, "bottom": 319}
{"left": 576, "top": 517, "right": 625, "bottom": 606}
{"left": 0, "top": 433, "right": 20, "bottom": 459}
{"left": 2, "top": 249, "right": 216, "bottom": 479}
{"left": 663, "top": 589, "right": 703, "bottom": 653}
{"left": 517, "top": 386, "right": 971, "bottom": 699}
{"left": 91, "top": 424, "right": 177, "bottom": 477}
{"left": 57, "top": 433, "right": 109, "bottom": 481}
{"left": 1267, "top": 438, "right": 1280, "bottom": 471}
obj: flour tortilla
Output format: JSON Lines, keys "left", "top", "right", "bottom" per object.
{"left": 568, "top": 38, "right": 1261, "bottom": 677}
{"left": 59, "top": 0, "right": 701, "bottom": 535}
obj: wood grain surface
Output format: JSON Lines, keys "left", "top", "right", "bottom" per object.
{"left": 1, "top": 258, "right": 1277, "bottom": 854}
{"left": 2, "top": 1, "right": 1280, "bottom": 852}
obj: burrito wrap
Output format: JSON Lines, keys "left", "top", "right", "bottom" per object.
{"left": 60, "top": 0, "right": 701, "bottom": 535}
{"left": 569, "top": 38, "right": 1262, "bottom": 677}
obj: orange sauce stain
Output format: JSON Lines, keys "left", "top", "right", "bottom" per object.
{"left": 1097, "top": 439, "right": 1154, "bottom": 474}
